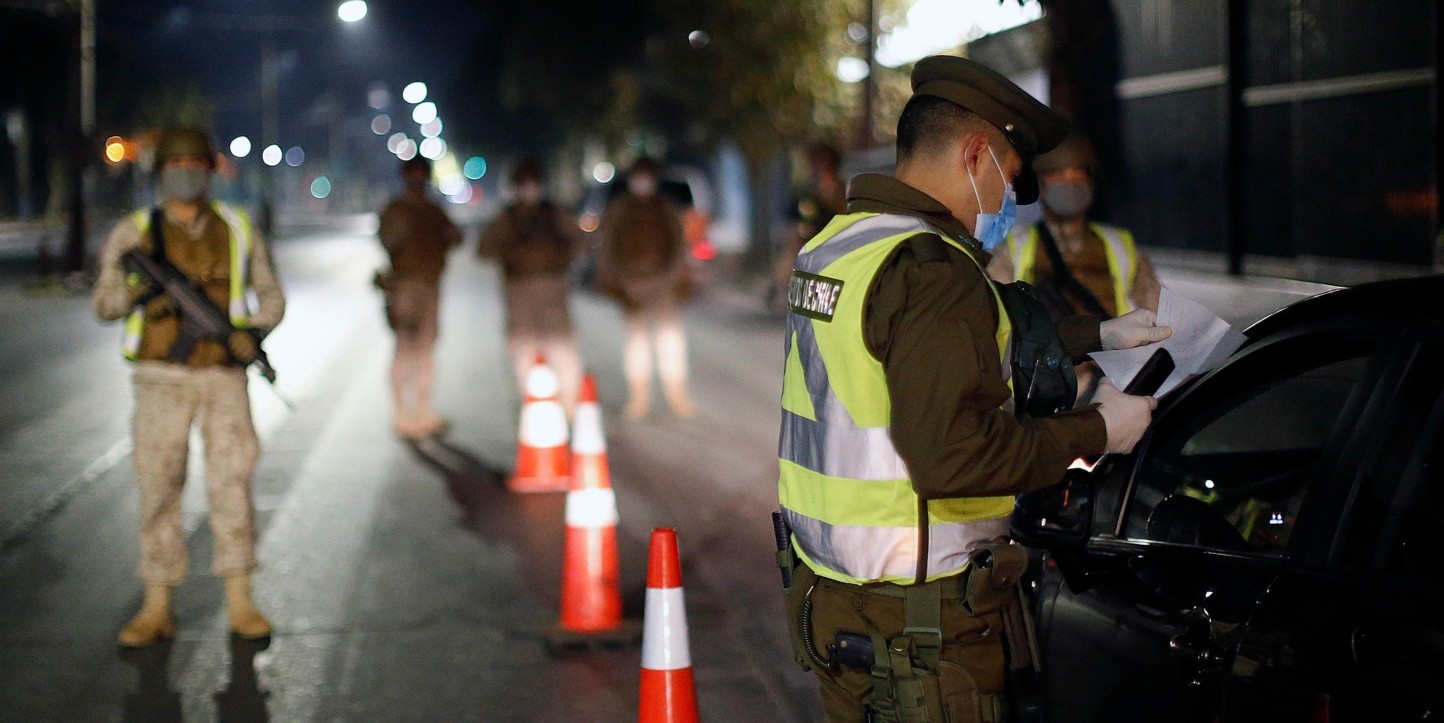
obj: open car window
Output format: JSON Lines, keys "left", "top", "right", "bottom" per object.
{"left": 1122, "top": 340, "right": 1377, "bottom": 556}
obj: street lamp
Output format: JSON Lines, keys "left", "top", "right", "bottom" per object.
{"left": 337, "top": 1, "right": 368, "bottom": 23}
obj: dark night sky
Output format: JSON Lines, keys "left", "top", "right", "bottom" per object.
{"left": 96, "top": 0, "right": 490, "bottom": 154}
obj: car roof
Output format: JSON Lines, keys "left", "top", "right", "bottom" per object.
{"left": 1245, "top": 274, "right": 1444, "bottom": 339}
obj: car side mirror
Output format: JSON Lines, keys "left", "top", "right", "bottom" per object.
{"left": 1012, "top": 469, "right": 1093, "bottom": 548}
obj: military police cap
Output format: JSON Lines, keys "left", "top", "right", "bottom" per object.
{"left": 155, "top": 127, "right": 215, "bottom": 169}
{"left": 911, "top": 55, "right": 1070, "bottom": 203}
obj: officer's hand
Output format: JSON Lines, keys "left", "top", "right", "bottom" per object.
{"left": 227, "top": 329, "right": 261, "bottom": 362}
{"left": 1094, "top": 380, "right": 1157, "bottom": 454}
{"left": 1100, "top": 308, "right": 1172, "bottom": 350}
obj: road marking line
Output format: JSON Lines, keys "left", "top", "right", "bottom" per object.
{"left": 0, "top": 437, "right": 132, "bottom": 552}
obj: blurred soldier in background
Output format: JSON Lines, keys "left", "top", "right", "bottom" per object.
{"left": 93, "top": 127, "right": 284, "bottom": 647}
{"left": 771, "top": 143, "right": 849, "bottom": 310}
{"left": 989, "top": 132, "right": 1161, "bottom": 317}
{"left": 596, "top": 158, "right": 694, "bottom": 419}
{"left": 377, "top": 156, "right": 462, "bottom": 439}
{"left": 478, "top": 160, "right": 585, "bottom": 411}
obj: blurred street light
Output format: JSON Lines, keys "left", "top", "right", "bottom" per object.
{"left": 463, "top": 156, "right": 487, "bottom": 180}
{"left": 104, "top": 136, "right": 125, "bottom": 164}
{"left": 311, "top": 176, "right": 333, "bottom": 199}
{"left": 371, "top": 115, "right": 392, "bottom": 135}
{"left": 284, "top": 146, "right": 305, "bottom": 167}
{"left": 411, "top": 102, "right": 437, "bottom": 125}
{"left": 592, "top": 162, "right": 616, "bottom": 184}
{"left": 262, "top": 145, "right": 283, "bottom": 166}
{"left": 418, "top": 137, "right": 446, "bottom": 160}
{"left": 402, "top": 82, "right": 428, "bottom": 104}
{"left": 387, "top": 132, "right": 409, "bottom": 153}
{"left": 395, "top": 139, "right": 418, "bottom": 160}
{"left": 688, "top": 30, "right": 710, "bottom": 49}
{"left": 337, "top": 0, "right": 367, "bottom": 23}
{"left": 230, "top": 136, "right": 253, "bottom": 158}
{"left": 420, "top": 118, "right": 443, "bottom": 138}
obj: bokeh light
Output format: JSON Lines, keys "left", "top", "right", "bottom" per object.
{"left": 395, "top": 139, "right": 417, "bottom": 161}
{"left": 402, "top": 82, "right": 427, "bottom": 104}
{"left": 285, "top": 146, "right": 305, "bottom": 167}
{"left": 418, "top": 137, "right": 446, "bottom": 160}
{"left": 310, "top": 175, "right": 332, "bottom": 199}
{"left": 420, "top": 118, "right": 443, "bottom": 138}
{"left": 463, "top": 156, "right": 487, "bottom": 180}
{"left": 387, "top": 132, "right": 408, "bottom": 154}
{"left": 104, "top": 137, "right": 125, "bottom": 164}
{"left": 229, "top": 136, "right": 252, "bottom": 158}
{"left": 370, "top": 115, "right": 392, "bottom": 135}
{"left": 592, "top": 162, "right": 616, "bottom": 184}
{"left": 262, "top": 145, "right": 283, "bottom": 167}
{"left": 337, "top": 0, "right": 367, "bottom": 23}
{"left": 411, "top": 102, "right": 437, "bottom": 125}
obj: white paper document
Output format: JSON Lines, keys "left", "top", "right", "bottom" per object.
{"left": 1089, "top": 289, "right": 1248, "bottom": 397}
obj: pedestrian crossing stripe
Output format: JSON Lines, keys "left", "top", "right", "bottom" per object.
{"left": 788, "top": 270, "right": 844, "bottom": 322}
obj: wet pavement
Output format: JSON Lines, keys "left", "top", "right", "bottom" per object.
{"left": 0, "top": 219, "right": 1324, "bottom": 722}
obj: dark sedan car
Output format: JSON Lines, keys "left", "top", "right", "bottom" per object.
{"left": 1013, "top": 276, "right": 1444, "bottom": 723}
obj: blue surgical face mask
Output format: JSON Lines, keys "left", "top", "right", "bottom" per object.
{"left": 967, "top": 145, "right": 1016, "bottom": 251}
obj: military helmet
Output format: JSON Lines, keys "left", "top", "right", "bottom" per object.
{"left": 1033, "top": 132, "right": 1097, "bottom": 177}
{"left": 154, "top": 127, "right": 216, "bottom": 170}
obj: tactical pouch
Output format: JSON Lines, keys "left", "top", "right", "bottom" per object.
{"left": 961, "top": 544, "right": 1028, "bottom": 617}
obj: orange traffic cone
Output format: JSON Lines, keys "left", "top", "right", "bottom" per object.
{"left": 509, "top": 353, "right": 570, "bottom": 493}
{"left": 639, "top": 528, "right": 698, "bottom": 723}
{"left": 546, "top": 374, "right": 642, "bottom": 651}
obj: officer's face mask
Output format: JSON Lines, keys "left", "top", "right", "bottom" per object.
{"left": 159, "top": 165, "right": 210, "bottom": 203}
{"left": 628, "top": 174, "right": 658, "bottom": 197}
{"left": 517, "top": 182, "right": 542, "bottom": 205}
{"left": 967, "top": 145, "right": 1016, "bottom": 251}
{"left": 1041, "top": 180, "right": 1094, "bottom": 219}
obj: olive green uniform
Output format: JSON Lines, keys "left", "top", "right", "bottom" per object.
{"left": 787, "top": 175, "right": 1108, "bottom": 722}
{"left": 93, "top": 205, "right": 284, "bottom": 584}
{"left": 478, "top": 201, "right": 585, "bottom": 409}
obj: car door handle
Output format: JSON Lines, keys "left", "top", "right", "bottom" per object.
{"left": 1170, "top": 623, "right": 1226, "bottom": 688}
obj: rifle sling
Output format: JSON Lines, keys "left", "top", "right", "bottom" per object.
{"left": 1035, "top": 222, "right": 1112, "bottom": 319}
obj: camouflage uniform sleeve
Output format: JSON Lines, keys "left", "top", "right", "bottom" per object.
{"left": 93, "top": 217, "right": 146, "bottom": 322}
{"left": 246, "top": 235, "right": 286, "bottom": 332}
{"left": 865, "top": 233, "right": 1108, "bottom": 500}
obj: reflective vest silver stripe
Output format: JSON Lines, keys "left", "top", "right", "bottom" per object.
{"left": 782, "top": 508, "right": 1011, "bottom": 583}
{"left": 778, "top": 215, "right": 929, "bottom": 481}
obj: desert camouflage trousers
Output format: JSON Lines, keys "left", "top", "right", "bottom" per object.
{"left": 131, "top": 362, "right": 260, "bottom": 584}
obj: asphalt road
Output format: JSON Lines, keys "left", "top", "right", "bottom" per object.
{"left": 0, "top": 220, "right": 1323, "bottom": 722}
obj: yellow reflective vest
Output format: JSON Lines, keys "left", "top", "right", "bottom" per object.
{"left": 122, "top": 202, "right": 255, "bottom": 359}
{"left": 778, "top": 212, "right": 1015, "bottom": 586}
{"left": 1004, "top": 222, "right": 1140, "bottom": 315}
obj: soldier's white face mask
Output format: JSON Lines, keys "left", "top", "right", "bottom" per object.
{"left": 160, "top": 166, "right": 210, "bottom": 203}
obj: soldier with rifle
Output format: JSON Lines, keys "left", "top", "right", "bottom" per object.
{"left": 93, "top": 127, "right": 285, "bottom": 647}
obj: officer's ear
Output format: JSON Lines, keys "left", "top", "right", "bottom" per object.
{"left": 956, "top": 132, "right": 992, "bottom": 182}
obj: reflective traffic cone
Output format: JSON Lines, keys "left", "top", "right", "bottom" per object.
{"left": 508, "top": 353, "right": 570, "bottom": 493}
{"left": 546, "top": 374, "right": 641, "bottom": 652}
{"left": 639, "top": 528, "right": 698, "bottom": 723}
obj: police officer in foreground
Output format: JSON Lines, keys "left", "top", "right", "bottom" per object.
{"left": 777, "top": 57, "right": 1171, "bottom": 720}
{"left": 94, "top": 128, "right": 284, "bottom": 646}
{"left": 989, "top": 131, "right": 1162, "bottom": 316}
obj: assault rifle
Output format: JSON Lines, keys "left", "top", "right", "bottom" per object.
{"left": 122, "top": 248, "right": 280, "bottom": 385}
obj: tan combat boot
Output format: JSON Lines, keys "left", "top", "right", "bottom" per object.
{"left": 624, "top": 379, "right": 651, "bottom": 420}
{"left": 118, "top": 584, "right": 176, "bottom": 647}
{"left": 663, "top": 381, "right": 695, "bottom": 419}
{"left": 224, "top": 574, "right": 272, "bottom": 639}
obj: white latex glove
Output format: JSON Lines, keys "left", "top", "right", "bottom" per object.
{"left": 1100, "top": 308, "right": 1173, "bottom": 350}
{"left": 1094, "top": 380, "right": 1157, "bottom": 454}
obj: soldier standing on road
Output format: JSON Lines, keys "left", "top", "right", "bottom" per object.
{"left": 776, "top": 57, "right": 1172, "bottom": 721}
{"left": 596, "top": 158, "right": 694, "bottom": 419}
{"left": 989, "top": 131, "right": 1162, "bottom": 316}
{"left": 93, "top": 127, "right": 284, "bottom": 647}
{"left": 771, "top": 143, "right": 849, "bottom": 310}
{"left": 377, "top": 156, "right": 462, "bottom": 439}
{"left": 478, "top": 160, "right": 585, "bottom": 411}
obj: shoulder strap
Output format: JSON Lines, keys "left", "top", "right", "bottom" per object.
{"left": 1035, "top": 222, "right": 1111, "bottom": 319}
{"left": 148, "top": 208, "right": 167, "bottom": 262}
